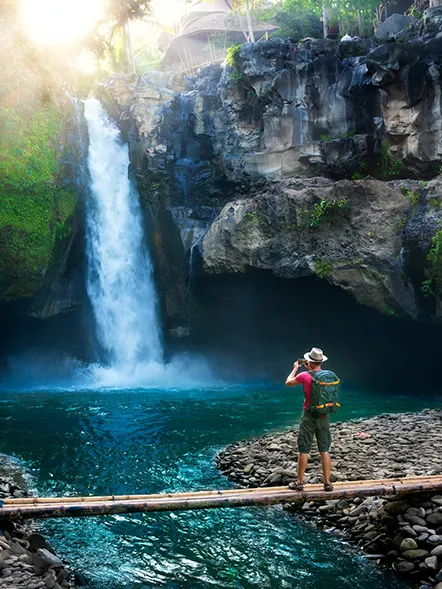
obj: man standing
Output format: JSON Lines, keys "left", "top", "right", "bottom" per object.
{"left": 285, "top": 347, "right": 334, "bottom": 492}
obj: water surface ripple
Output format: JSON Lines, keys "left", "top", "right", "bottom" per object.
{"left": 0, "top": 383, "right": 436, "bottom": 588}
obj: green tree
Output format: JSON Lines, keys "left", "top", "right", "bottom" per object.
{"left": 87, "top": 0, "right": 152, "bottom": 73}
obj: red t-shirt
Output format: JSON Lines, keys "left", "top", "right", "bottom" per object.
{"left": 295, "top": 370, "right": 320, "bottom": 410}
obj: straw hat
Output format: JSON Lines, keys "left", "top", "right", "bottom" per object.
{"left": 304, "top": 347, "right": 328, "bottom": 363}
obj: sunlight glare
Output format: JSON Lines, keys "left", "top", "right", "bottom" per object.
{"left": 71, "top": 50, "right": 97, "bottom": 74}
{"left": 19, "top": 0, "right": 104, "bottom": 46}
{"left": 151, "top": 0, "right": 187, "bottom": 28}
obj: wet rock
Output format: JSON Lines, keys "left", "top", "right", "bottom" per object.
{"left": 28, "top": 534, "right": 50, "bottom": 552}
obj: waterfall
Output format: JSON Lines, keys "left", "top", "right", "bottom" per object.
{"left": 84, "top": 99, "right": 162, "bottom": 369}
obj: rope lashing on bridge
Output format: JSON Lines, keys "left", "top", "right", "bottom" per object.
{"left": 0, "top": 475, "right": 441, "bottom": 519}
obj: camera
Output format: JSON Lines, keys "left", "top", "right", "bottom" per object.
{"left": 297, "top": 358, "right": 307, "bottom": 366}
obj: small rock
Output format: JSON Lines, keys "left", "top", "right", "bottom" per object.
{"left": 28, "top": 534, "right": 49, "bottom": 553}
{"left": 18, "top": 554, "right": 32, "bottom": 564}
{"left": 428, "top": 513, "right": 442, "bottom": 526}
{"left": 385, "top": 501, "right": 410, "bottom": 515}
{"left": 431, "top": 496, "right": 442, "bottom": 506}
{"left": 402, "top": 525, "right": 417, "bottom": 537}
{"left": 400, "top": 538, "right": 418, "bottom": 552}
{"left": 428, "top": 534, "right": 442, "bottom": 544}
{"left": 74, "top": 572, "right": 90, "bottom": 586}
{"left": 267, "top": 474, "right": 282, "bottom": 485}
{"left": 404, "top": 514, "right": 427, "bottom": 526}
{"left": 37, "top": 549, "right": 62, "bottom": 568}
{"left": 431, "top": 545, "right": 442, "bottom": 556}
{"left": 10, "top": 542, "right": 26, "bottom": 555}
{"left": 413, "top": 525, "right": 429, "bottom": 533}
{"left": 392, "top": 533, "right": 405, "bottom": 548}
{"left": 349, "top": 505, "right": 366, "bottom": 517}
{"left": 45, "top": 577, "right": 56, "bottom": 589}
{"left": 424, "top": 555, "right": 438, "bottom": 570}
{"left": 402, "top": 549, "right": 430, "bottom": 560}
{"left": 395, "top": 560, "right": 415, "bottom": 573}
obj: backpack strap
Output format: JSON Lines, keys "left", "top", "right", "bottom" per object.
{"left": 310, "top": 369, "right": 340, "bottom": 386}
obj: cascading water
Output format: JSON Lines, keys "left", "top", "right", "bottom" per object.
{"left": 84, "top": 99, "right": 162, "bottom": 369}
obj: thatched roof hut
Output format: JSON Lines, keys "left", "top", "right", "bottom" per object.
{"left": 160, "top": 0, "right": 277, "bottom": 71}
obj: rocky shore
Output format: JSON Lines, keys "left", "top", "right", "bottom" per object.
{"left": 217, "top": 409, "right": 442, "bottom": 587}
{"left": 0, "top": 455, "right": 78, "bottom": 589}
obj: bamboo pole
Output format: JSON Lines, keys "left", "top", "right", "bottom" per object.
{"left": 5, "top": 474, "right": 442, "bottom": 506}
{"left": 1, "top": 476, "right": 442, "bottom": 520}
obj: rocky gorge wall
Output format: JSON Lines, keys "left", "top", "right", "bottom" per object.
{"left": 99, "top": 10, "right": 442, "bottom": 332}
{"left": 4, "top": 10, "right": 442, "bottom": 342}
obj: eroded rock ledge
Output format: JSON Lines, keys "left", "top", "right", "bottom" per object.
{"left": 216, "top": 409, "right": 442, "bottom": 586}
{"left": 203, "top": 176, "right": 442, "bottom": 320}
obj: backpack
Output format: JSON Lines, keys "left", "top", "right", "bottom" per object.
{"left": 308, "top": 369, "right": 341, "bottom": 417}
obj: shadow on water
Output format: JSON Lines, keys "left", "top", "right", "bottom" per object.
{"left": 189, "top": 270, "right": 442, "bottom": 394}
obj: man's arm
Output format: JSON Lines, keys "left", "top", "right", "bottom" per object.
{"left": 285, "top": 361, "right": 301, "bottom": 386}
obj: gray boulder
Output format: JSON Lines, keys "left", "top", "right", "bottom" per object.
{"left": 36, "top": 549, "right": 62, "bottom": 568}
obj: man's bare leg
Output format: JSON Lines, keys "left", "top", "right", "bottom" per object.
{"left": 297, "top": 452, "right": 309, "bottom": 484}
{"left": 320, "top": 452, "right": 331, "bottom": 485}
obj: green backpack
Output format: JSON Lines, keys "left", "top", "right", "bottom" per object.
{"left": 308, "top": 369, "right": 341, "bottom": 416}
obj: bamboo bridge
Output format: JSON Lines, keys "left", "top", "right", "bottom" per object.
{"left": 0, "top": 475, "right": 441, "bottom": 519}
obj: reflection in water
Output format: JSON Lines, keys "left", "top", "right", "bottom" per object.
{"left": 0, "top": 384, "right": 434, "bottom": 588}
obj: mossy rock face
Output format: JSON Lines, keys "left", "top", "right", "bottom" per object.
{"left": 0, "top": 97, "right": 77, "bottom": 303}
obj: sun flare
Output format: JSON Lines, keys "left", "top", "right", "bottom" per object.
{"left": 19, "top": 0, "right": 104, "bottom": 46}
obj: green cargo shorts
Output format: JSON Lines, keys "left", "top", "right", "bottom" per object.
{"left": 297, "top": 410, "right": 332, "bottom": 454}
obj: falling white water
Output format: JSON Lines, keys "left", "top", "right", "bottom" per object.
{"left": 84, "top": 99, "right": 162, "bottom": 368}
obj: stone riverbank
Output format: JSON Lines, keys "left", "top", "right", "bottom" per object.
{"left": 0, "top": 454, "right": 78, "bottom": 589}
{"left": 216, "top": 409, "right": 442, "bottom": 587}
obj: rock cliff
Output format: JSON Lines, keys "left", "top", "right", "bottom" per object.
{"left": 99, "top": 13, "right": 442, "bottom": 327}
